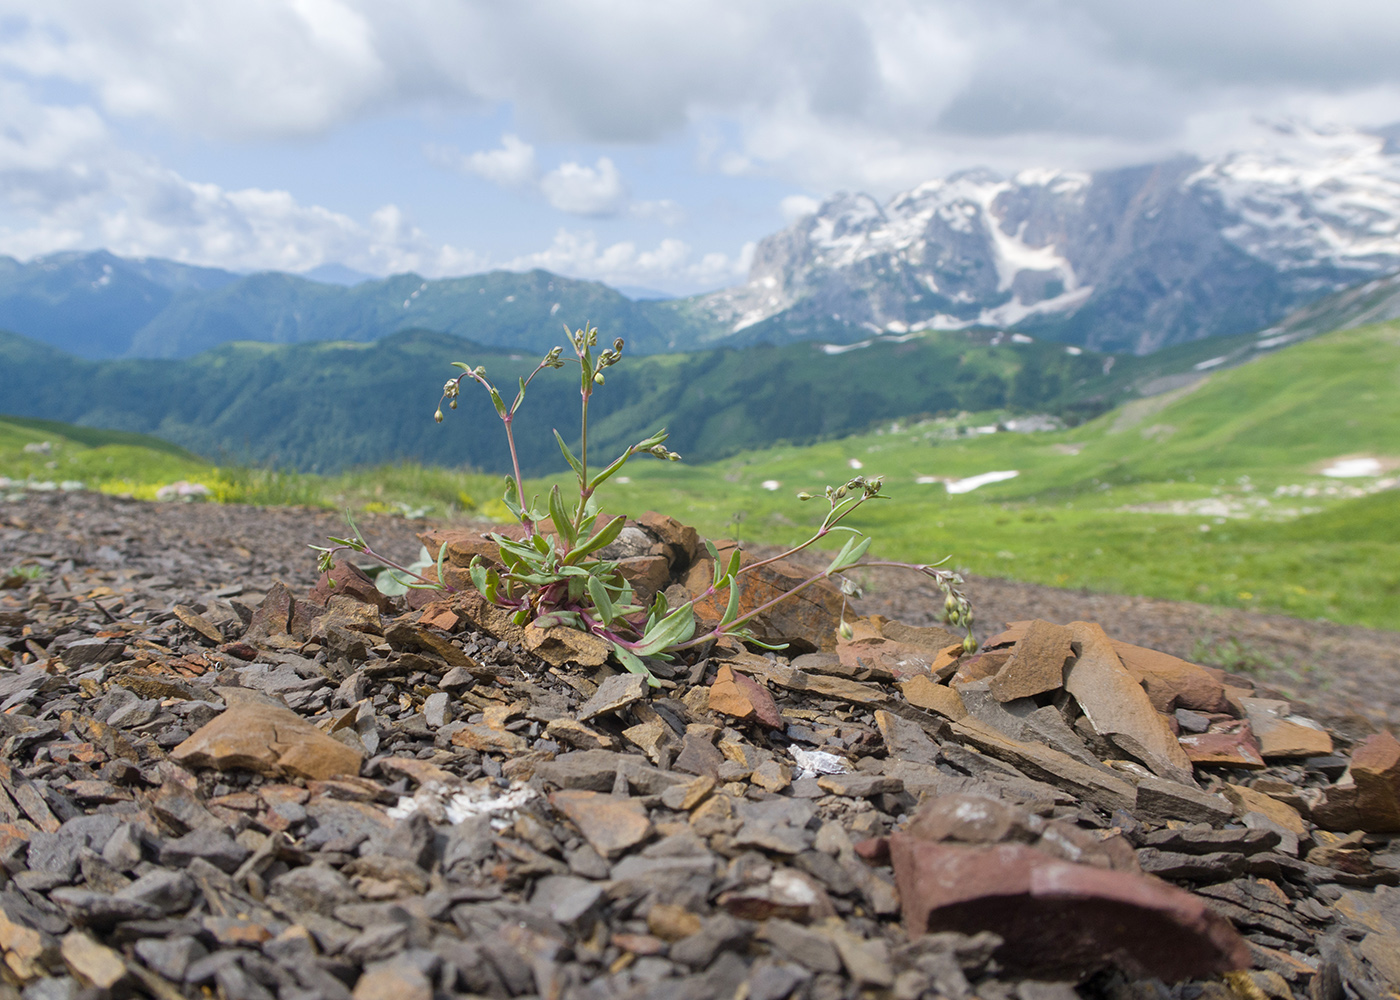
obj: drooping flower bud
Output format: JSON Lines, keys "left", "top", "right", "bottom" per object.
{"left": 434, "top": 409, "right": 444, "bottom": 423}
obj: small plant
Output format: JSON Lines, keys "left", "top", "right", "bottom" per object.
{"left": 316, "top": 325, "right": 975, "bottom": 685}
{"left": 2, "top": 563, "right": 44, "bottom": 585}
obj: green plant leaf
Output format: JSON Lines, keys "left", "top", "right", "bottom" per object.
{"left": 450, "top": 361, "right": 472, "bottom": 370}
{"left": 719, "top": 581, "right": 742, "bottom": 627}
{"left": 374, "top": 567, "right": 411, "bottom": 597}
{"left": 513, "top": 375, "right": 528, "bottom": 415}
{"left": 586, "top": 575, "right": 616, "bottom": 626}
{"left": 548, "top": 485, "right": 576, "bottom": 548}
{"left": 565, "top": 515, "right": 624, "bottom": 563}
{"left": 553, "top": 430, "right": 585, "bottom": 481}
{"left": 633, "top": 602, "right": 695, "bottom": 657}
{"left": 733, "top": 632, "right": 789, "bottom": 652}
{"left": 488, "top": 386, "right": 507, "bottom": 417}
{"left": 826, "top": 535, "right": 872, "bottom": 574}
{"left": 502, "top": 477, "right": 525, "bottom": 521}
{"left": 611, "top": 642, "right": 660, "bottom": 688}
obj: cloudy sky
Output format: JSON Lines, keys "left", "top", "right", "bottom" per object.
{"left": 2, "top": 1, "right": 1399, "bottom": 294}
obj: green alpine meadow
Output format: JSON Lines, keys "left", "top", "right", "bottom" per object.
{"left": 5, "top": 317, "right": 1397, "bottom": 629}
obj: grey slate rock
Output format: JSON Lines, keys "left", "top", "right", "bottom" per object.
{"left": 116, "top": 869, "right": 195, "bottom": 914}
{"left": 670, "top": 913, "right": 753, "bottom": 969}
{"left": 1133, "top": 775, "right": 1233, "bottom": 825}
{"left": 27, "top": 814, "right": 122, "bottom": 880}
{"left": 159, "top": 827, "right": 251, "bottom": 873}
{"left": 135, "top": 934, "right": 208, "bottom": 981}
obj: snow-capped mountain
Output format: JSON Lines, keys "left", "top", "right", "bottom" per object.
{"left": 700, "top": 124, "right": 1400, "bottom": 354}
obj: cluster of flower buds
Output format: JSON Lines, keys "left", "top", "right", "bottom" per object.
{"left": 592, "top": 337, "right": 626, "bottom": 384}
{"left": 648, "top": 443, "right": 682, "bottom": 461}
{"left": 542, "top": 346, "right": 566, "bottom": 369}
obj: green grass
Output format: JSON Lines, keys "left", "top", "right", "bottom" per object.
{"left": 3, "top": 320, "right": 1397, "bottom": 631}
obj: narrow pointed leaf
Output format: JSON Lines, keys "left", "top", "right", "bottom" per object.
{"left": 586, "top": 575, "right": 616, "bottom": 626}
{"left": 553, "top": 430, "right": 585, "bottom": 480}
{"left": 611, "top": 642, "right": 660, "bottom": 688}
{"left": 633, "top": 602, "right": 695, "bottom": 657}
{"left": 548, "top": 485, "right": 576, "bottom": 547}
{"left": 565, "top": 515, "right": 624, "bottom": 563}
{"left": 719, "top": 582, "right": 742, "bottom": 627}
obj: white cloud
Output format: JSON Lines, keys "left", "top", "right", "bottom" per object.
{"left": 451, "top": 133, "right": 539, "bottom": 188}
{"left": 0, "top": 81, "right": 733, "bottom": 292}
{"left": 8, "top": 1, "right": 1400, "bottom": 192}
{"left": 780, "top": 194, "right": 821, "bottom": 222}
{"left": 437, "top": 137, "right": 680, "bottom": 221}
{"left": 5, "top": 1, "right": 1400, "bottom": 293}
{"left": 507, "top": 229, "right": 749, "bottom": 291}
{"left": 539, "top": 157, "right": 628, "bottom": 216}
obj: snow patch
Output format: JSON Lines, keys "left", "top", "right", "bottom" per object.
{"left": 1322, "top": 458, "right": 1382, "bottom": 477}
{"left": 945, "top": 470, "right": 1019, "bottom": 494}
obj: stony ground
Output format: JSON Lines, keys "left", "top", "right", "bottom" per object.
{"left": 0, "top": 490, "right": 1398, "bottom": 1000}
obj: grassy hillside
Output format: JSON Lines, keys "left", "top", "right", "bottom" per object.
{"left": 0, "top": 325, "right": 1127, "bottom": 475}
{"left": 4, "top": 320, "right": 1395, "bottom": 630}
{"left": 573, "top": 321, "right": 1400, "bottom": 629}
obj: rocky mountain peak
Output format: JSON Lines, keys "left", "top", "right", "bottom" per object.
{"left": 702, "top": 124, "right": 1400, "bottom": 354}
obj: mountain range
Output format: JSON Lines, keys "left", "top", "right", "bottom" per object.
{"left": 703, "top": 124, "right": 1400, "bottom": 355}
{"left": 4, "top": 123, "right": 1400, "bottom": 361}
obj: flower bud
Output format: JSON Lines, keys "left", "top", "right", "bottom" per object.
{"left": 593, "top": 372, "right": 605, "bottom": 385}
{"left": 797, "top": 492, "right": 813, "bottom": 501}
{"left": 944, "top": 593, "right": 958, "bottom": 613}
{"left": 434, "top": 409, "right": 444, "bottom": 423}
{"left": 963, "top": 635, "right": 979, "bottom": 654}
{"left": 838, "top": 620, "right": 853, "bottom": 640}
{"left": 449, "top": 400, "right": 457, "bottom": 409}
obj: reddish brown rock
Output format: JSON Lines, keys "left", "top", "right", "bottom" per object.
{"left": 170, "top": 700, "right": 363, "bottom": 780}
{"left": 308, "top": 562, "right": 394, "bottom": 614}
{"left": 242, "top": 581, "right": 295, "bottom": 642}
{"left": 1179, "top": 722, "right": 1266, "bottom": 770}
{"left": 709, "top": 665, "right": 783, "bottom": 729}
{"left": 550, "top": 790, "right": 653, "bottom": 857}
{"left": 951, "top": 650, "right": 1010, "bottom": 686}
{"left": 691, "top": 546, "right": 846, "bottom": 654}
{"left": 981, "top": 621, "right": 1033, "bottom": 649}
{"left": 1256, "top": 717, "right": 1334, "bottom": 759}
{"left": 900, "top": 675, "right": 968, "bottom": 720}
{"left": 617, "top": 555, "right": 673, "bottom": 604}
{"left": 418, "top": 527, "right": 505, "bottom": 569}
{"left": 837, "top": 636, "right": 945, "bottom": 681}
{"left": 523, "top": 622, "right": 610, "bottom": 668}
{"left": 1111, "top": 641, "right": 1230, "bottom": 714}
{"left": 416, "top": 600, "right": 460, "bottom": 632}
{"left": 990, "top": 619, "right": 1072, "bottom": 702}
{"left": 637, "top": 511, "right": 700, "bottom": 565}
{"left": 877, "top": 836, "right": 1250, "bottom": 981}
{"left": 1064, "top": 622, "right": 1195, "bottom": 784}
{"left": 1222, "top": 784, "right": 1307, "bottom": 837}
{"left": 1350, "top": 730, "right": 1400, "bottom": 832}
{"left": 451, "top": 724, "right": 529, "bottom": 755}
